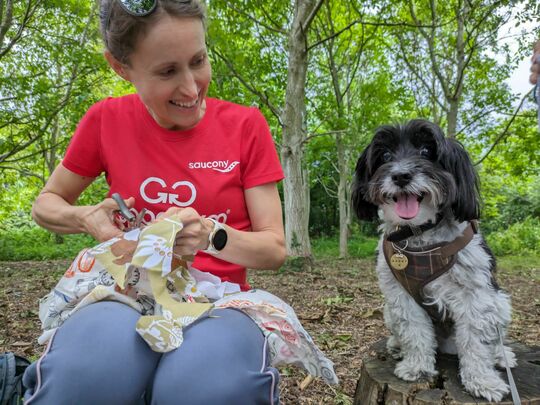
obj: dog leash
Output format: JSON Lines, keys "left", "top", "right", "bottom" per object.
{"left": 498, "top": 326, "right": 521, "bottom": 405}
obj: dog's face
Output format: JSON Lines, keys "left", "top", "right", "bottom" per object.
{"left": 352, "top": 119, "right": 480, "bottom": 227}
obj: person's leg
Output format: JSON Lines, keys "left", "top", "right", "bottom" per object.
{"left": 23, "top": 301, "right": 161, "bottom": 405}
{"left": 151, "top": 308, "right": 279, "bottom": 405}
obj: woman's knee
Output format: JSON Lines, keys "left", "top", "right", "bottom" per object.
{"left": 151, "top": 309, "right": 280, "bottom": 404}
{"left": 152, "top": 357, "right": 279, "bottom": 405}
{"left": 24, "top": 301, "right": 159, "bottom": 405}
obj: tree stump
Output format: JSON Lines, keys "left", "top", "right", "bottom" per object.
{"left": 354, "top": 339, "right": 540, "bottom": 404}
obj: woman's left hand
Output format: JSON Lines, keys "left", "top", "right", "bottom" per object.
{"left": 157, "top": 207, "right": 212, "bottom": 256}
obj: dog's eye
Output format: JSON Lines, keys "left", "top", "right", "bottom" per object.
{"left": 382, "top": 151, "right": 392, "bottom": 162}
{"left": 420, "top": 146, "right": 432, "bottom": 158}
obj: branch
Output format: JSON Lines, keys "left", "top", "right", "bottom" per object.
{"left": 395, "top": 31, "right": 447, "bottom": 111}
{"left": 303, "top": 0, "right": 324, "bottom": 32}
{"left": 474, "top": 89, "right": 533, "bottom": 165}
{"left": 0, "top": 5, "right": 97, "bottom": 163}
{"left": 314, "top": 169, "right": 338, "bottom": 199}
{"left": 0, "top": 0, "right": 41, "bottom": 59}
{"left": 212, "top": 48, "right": 283, "bottom": 125}
{"left": 307, "top": 13, "right": 454, "bottom": 52}
{"left": 0, "top": 165, "right": 45, "bottom": 182}
{"left": 303, "top": 129, "right": 348, "bottom": 145}
{"left": 456, "top": 107, "right": 498, "bottom": 135}
{"left": 226, "top": 3, "right": 286, "bottom": 35}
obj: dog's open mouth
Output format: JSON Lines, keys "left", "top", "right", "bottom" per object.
{"left": 392, "top": 193, "right": 424, "bottom": 219}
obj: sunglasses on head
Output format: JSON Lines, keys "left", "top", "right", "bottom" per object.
{"left": 113, "top": 0, "right": 192, "bottom": 17}
{"left": 116, "top": 0, "right": 157, "bottom": 16}
{"left": 105, "top": 0, "right": 191, "bottom": 34}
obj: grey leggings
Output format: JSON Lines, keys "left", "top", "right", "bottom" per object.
{"left": 23, "top": 302, "right": 279, "bottom": 404}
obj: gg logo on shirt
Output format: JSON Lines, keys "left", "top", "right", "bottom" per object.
{"left": 140, "top": 176, "right": 196, "bottom": 207}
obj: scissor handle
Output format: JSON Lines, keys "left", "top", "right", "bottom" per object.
{"left": 111, "top": 193, "right": 135, "bottom": 221}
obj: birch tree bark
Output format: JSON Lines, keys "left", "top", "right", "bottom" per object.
{"left": 281, "top": 0, "right": 323, "bottom": 264}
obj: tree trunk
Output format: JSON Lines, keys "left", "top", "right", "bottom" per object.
{"left": 336, "top": 133, "right": 349, "bottom": 258}
{"left": 446, "top": 2, "right": 466, "bottom": 138}
{"left": 355, "top": 338, "right": 540, "bottom": 404}
{"left": 281, "top": 0, "right": 321, "bottom": 265}
{"left": 447, "top": 98, "right": 459, "bottom": 138}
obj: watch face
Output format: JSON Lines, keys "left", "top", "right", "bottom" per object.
{"left": 213, "top": 228, "right": 228, "bottom": 251}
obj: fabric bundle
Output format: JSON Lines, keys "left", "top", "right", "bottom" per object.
{"left": 38, "top": 215, "right": 338, "bottom": 385}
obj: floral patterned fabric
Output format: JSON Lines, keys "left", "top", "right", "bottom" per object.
{"left": 38, "top": 216, "right": 338, "bottom": 385}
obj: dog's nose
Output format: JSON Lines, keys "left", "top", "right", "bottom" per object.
{"left": 392, "top": 172, "right": 412, "bottom": 187}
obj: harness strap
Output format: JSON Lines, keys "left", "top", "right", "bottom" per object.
{"left": 382, "top": 221, "right": 477, "bottom": 321}
{"left": 386, "top": 214, "right": 444, "bottom": 242}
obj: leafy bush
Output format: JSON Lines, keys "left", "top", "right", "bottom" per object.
{"left": 486, "top": 217, "right": 540, "bottom": 256}
{"left": 481, "top": 174, "right": 540, "bottom": 234}
{"left": 0, "top": 227, "right": 96, "bottom": 261}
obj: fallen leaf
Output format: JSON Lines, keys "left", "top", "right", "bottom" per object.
{"left": 12, "top": 341, "right": 32, "bottom": 347}
{"left": 359, "top": 307, "right": 383, "bottom": 319}
{"left": 299, "top": 374, "right": 314, "bottom": 390}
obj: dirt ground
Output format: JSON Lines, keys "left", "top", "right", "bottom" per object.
{"left": 1, "top": 258, "right": 538, "bottom": 404}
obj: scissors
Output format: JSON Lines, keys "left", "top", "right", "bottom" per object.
{"left": 111, "top": 193, "right": 146, "bottom": 231}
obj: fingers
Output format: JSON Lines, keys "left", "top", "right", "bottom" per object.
{"left": 96, "top": 224, "right": 124, "bottom": 242}
{"left": 81, "top": 196, "right": 137, "bottom": 242}
{"left": 172, "top": 239, "right": 198, "bottom": 256}
{"left": 125, "top": 196, "right": 135, "bottom": 208}
{"left": 155, "top": 207, "right": 183, "bottom": 221}
{"left": 166, "top": 208, "right": 212, "bottom": 255}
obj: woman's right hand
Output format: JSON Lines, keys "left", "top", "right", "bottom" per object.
{"left": 32, "top": 163, "right": 135, "bottom": 241}
{"left": 80, "top": 197, "right": 135, "bottom": 242}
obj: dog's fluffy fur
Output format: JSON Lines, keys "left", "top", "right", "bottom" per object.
{"left": 352, "top": 119, "right": 515, "bottom": 402}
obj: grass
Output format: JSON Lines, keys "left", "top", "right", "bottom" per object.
{"left": 312, "top": 234, "right": 378, "bottom": 259}
{"left": 1, "top": 226, "right": 539, "bottom": 274}
{"left": 497, "top": 254, "right": 540, "bottom": 280}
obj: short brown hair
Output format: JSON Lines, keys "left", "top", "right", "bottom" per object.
{"left": 99, "top": 0, "right": 206, "bottom": 64}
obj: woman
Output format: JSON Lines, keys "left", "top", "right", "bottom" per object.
{"left": 24, "top": 1, "right": 286, "bottom": 403}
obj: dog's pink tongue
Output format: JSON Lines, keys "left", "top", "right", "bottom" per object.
{"left": 395, "top": 194, "right": 419, "bottom": 219}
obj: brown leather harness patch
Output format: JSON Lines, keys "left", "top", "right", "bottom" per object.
{"left": 382, "top": 222, "right": 477, "bottom": 321}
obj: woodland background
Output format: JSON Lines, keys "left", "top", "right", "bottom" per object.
{"left": 1, "top": 1, "right": 539, "bottom": 403}
{"left": 0, "top": 0, "right": 539, "bottom": 263}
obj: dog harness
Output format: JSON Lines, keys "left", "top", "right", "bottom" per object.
{"left": 382, "top": 221, "right": 477, "bottom": 321}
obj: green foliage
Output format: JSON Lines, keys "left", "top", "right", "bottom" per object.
{"left": 323, "top": 295, "right": 354, "bottom": 306}
{"left": 486, "top": 217, "right": 540, "bottom": 256}
{"left": 312, "top": 235, "right": 378, "bottom": 259}
{"left": 0, "top": 227, "right": 95, "bottom": 261}
{"left": 0, "top": 0, "right": 539, "bottom": 261}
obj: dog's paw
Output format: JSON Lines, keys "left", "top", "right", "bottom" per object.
{"left": 394, "top": 358, "right": 438, "bottom": 381}
{"left": 496, "top": 345, "right": 517, "bottom": 368}
{"left": 386, "top": 336, "right": 402, "bottom": 360}
{"left": 461, "top": 370, "right": 509, "bottom": 402}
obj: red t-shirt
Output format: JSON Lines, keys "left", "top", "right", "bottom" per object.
{"left": 63, "top": 94, "right": 284, "bottom": 290}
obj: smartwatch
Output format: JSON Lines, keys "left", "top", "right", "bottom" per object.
{"left": 202, "top": 218, "right": 228, "bottom": 254}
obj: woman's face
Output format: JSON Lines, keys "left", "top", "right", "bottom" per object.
{"left": 123, "top": 16, "right": 211, "bottom": 130}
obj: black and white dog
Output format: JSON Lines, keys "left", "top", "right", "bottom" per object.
{"left": 352, "top": 119, "right": 515, "bottom": 402}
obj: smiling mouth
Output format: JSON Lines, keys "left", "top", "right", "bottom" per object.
{"left": 170, "top": 99, "right": 198, "bottom": 108}
{"left": 392, "top": 192, "right": 425, "bottom": 219}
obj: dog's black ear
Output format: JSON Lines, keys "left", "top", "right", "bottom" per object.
{"left": 407, "top": 119, "right": 447, "bottom": 156}
{"left": 440, "top": 139, "right": 480, "bottom": 221}
{"left": 352, "top": 146, "right": 378, "bottom": 221}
